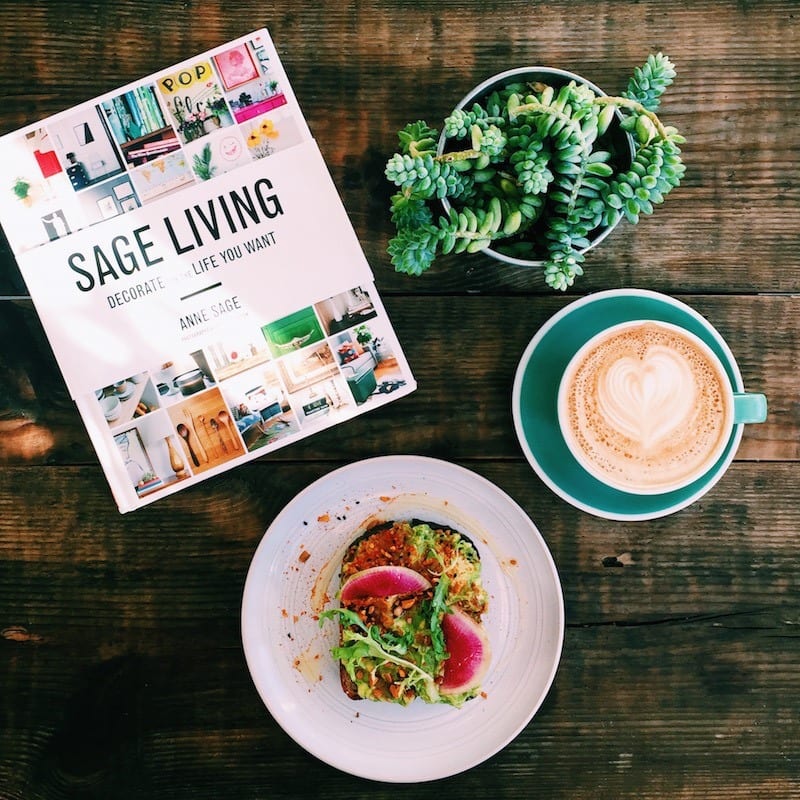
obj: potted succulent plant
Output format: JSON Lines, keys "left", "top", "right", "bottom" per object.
{"left": 385, "top": 53, "right": 685, "bottom": 290}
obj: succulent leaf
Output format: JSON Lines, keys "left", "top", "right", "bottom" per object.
{"left": 623, "top": 52, "right": 677, "bottom": 112}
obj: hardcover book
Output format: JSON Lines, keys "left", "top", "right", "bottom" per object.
{"left": 0, "top": 30, "right": 416, "bottom": 512}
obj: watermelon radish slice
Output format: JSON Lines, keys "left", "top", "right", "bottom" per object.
{"left": 340, "top": 565, "right": 432, "bottom": 604}
{"left": 439, "top": 608, "right": 492, "bottom": 695}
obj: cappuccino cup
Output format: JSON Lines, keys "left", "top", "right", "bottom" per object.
{"left": 557, "top": 319, "right": 767, "bottom": 495}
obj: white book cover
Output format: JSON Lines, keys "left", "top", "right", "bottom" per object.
{"left": 0, "top": 30, "right": 415, "bottom": 512}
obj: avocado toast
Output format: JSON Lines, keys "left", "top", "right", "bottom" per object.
{"left": 320, "top": 519, "right": 491, "bottom": 707}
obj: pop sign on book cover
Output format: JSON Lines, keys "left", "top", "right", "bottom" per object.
{"left": 0, "top": 30, "right": 415, "bottom": 512}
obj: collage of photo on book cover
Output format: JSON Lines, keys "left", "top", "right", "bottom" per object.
{"left": 99, "top": 284, "right": 408, "bottom": 500}
{"left": 0, "top": 32, "right": 308, "bottom": 255}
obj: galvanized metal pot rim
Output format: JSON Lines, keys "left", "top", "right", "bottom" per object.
{"left": 437, "top": 66, "right": 636, "bottom": 268}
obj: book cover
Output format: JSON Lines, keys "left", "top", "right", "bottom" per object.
{"left": 0, "top": 30, "right": 416, "bottom": 512}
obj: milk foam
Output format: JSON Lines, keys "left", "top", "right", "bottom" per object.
{"left": 561, "top": 322, "right": 732, "bottom": 492}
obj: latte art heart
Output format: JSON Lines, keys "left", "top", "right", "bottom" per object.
{"left": 598, "top": 346, "right": 696, "bottom": 451}
{"left": 559, "top": 322, "right": 732, "bottom": 493}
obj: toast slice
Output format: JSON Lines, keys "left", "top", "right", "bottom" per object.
{"left": 322, "top": 519, "right": 490, "bottom": 706}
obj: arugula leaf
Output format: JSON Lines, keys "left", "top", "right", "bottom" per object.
{"left": 320, "top": 608, "right": 435, "bottom": 685}
{"left": 320, "top": 606, "right": 365, "bottom": 631}
{"left": 429, "top": 575, "right": 451, "bottom": 664}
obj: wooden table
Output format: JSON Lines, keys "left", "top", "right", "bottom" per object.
{"left": 1, "top": 2, "right": 797, "bottom": 797}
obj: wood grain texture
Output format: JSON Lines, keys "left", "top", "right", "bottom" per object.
{"left": 0, "top": 1, "right": 798, "bottom": 798}
{"left": 0, "top": 462, "right": 798, "bottom": 799}
{"left": 0, "top": 294, "right": 794, "bottom": 465}
{"left": 0, "top": 1, "right": 798, "bottom": 295}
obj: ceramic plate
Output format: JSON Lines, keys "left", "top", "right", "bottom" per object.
{"left": 241, "top": 455, "right": 564, "bottom": 782}
{"left": 511, "top": 289, "right": 746, "bottom": 520}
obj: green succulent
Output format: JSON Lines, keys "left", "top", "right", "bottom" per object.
{"left": 385, "top": 53, "right": 685, "bottom": 290}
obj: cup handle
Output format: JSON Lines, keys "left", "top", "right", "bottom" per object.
{"left": 733, "top": 392, "right": 767, "bottom": 424}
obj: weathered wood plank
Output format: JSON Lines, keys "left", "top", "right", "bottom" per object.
{"left": 1, "top": 461, "right": 797, "bottom": 623}
{"left": 0, "top": 462, "right": 797, "bottom": 798}
{"left": 0, "top": 2, "right": 797, "bottom": 295}
{"left": 0, "top": 294, "right": 793, "bottom": 466}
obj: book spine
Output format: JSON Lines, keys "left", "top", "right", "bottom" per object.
{"left": 102, "top": 101, "right": 127, "bottom": 144}
{"left": 125, "top": 91, "right": 144, "bottom": 130}
{"left": 134, "top": 87, "right": 154, "bottom": 132}
{"left": 147, "top": 86, "right": 167, "bottom": 130}
{"left": 138, "top": 86, "right": 163, "bottom": 132}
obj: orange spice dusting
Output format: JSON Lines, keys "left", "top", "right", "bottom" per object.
{"left": 299, "top": 550, "right": 311, "bottom": 563}
{"left": 509, "top": 559, "right": 518, "bottom": 566}
{"left": 317, "top": 513, "right": 330, "bottom": 522}
{"left": 281, "top": 608, "right": 289, "bottom": 618}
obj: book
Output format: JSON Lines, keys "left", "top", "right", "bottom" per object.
{"left": 0, "top": 30, "right": 416, "bottom": 512}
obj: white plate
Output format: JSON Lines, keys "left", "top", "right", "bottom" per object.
{"left": 241, "top": 455, "right": 564, "bottom": 782}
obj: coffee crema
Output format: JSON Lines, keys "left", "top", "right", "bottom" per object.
{"left": 559, "top": 321, "right": 732, "bottom": 493}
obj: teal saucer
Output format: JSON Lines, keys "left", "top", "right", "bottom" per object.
{"left": 511, "top": 289, "right": 745, "bottom": 520}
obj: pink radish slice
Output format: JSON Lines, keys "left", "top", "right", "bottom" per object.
{"left": 340, "top": 565, "right": 432, "bottom": 604}
{"left": 439, "top": 608, "right": 492, "bottom": 694}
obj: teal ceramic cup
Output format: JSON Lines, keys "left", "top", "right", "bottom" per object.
{"left": 512, "top": 289, "right": 768, "bottom": 520}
